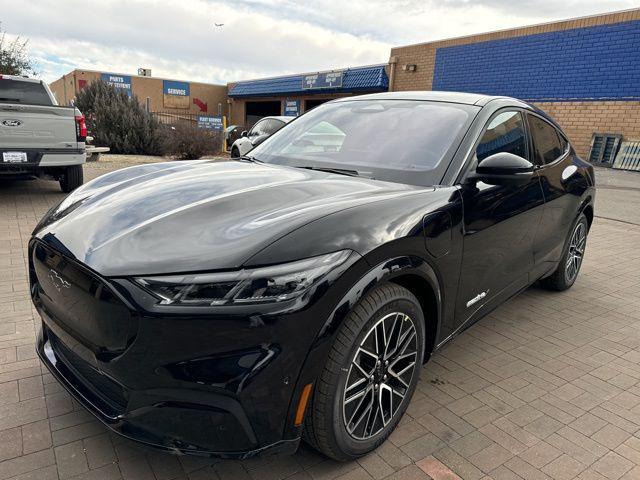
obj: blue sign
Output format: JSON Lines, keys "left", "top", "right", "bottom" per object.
{"left": 101, "top": 73, "right": 132, "bottom": 97}
{"left": 284, "top": 99, "right": 300, "bottom": 117}
{"left": 163, "top": 80, "right": 190, "bottom": 96}
{"left": 302, "top": 71, "right": 343, "bottom": 90}
{"left": 197, "top": 115, "right": 223, "bottom": 131}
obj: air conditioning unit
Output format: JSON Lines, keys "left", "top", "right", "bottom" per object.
{"left": 138, "top": 68, "right": 152, "bottom": 77}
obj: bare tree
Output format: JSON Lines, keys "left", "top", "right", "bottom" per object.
{"left": 0, "top": 23, "right": 37, "bottom": 76}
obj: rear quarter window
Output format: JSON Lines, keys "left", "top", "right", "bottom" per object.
{"left": 528, "top": 115, "right": 565, "bottom": 164}
{"left": 0, "top": 79, "right": 54, "bottom": 106}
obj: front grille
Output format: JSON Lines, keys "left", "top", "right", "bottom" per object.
{"left": 49, "top": 332, "right": 128, "bottom": 411}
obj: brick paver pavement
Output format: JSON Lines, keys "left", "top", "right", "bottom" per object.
{"left": 1, "top": 158, "right": 640, "bottom": 480}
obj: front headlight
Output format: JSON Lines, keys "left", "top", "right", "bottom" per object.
{"left": 134, "top": 250, "right": 352, "bottom": 306}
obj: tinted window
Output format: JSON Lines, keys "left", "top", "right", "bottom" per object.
{"left": 250, "top": 100, "right": 477, "bottom": 186}
{"left": 528, "top": 115, "right": 565, "bottom": 164}
{"left": 0, "top": 79, "right": 53, "bottom": 106}
{"left": 476, "top": 111, "right": 527, "bottom": 161}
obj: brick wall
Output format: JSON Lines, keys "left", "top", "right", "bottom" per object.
{"left": 49, "top": 70, "right": 228, "bottom": 117}
{"left": 389, "top": 8, "right": 640, "bottom": 158}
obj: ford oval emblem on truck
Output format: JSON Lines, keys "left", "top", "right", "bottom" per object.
{"left": 1, "top": 119, "right": 23, "bottom": 127}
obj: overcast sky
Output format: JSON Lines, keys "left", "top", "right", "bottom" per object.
{"left": 2, "top": 0, "right": 639, "bottom": 84}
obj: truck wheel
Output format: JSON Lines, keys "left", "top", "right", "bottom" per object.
{"left": 59, "top": 165, "right": 84, "bottom": 193}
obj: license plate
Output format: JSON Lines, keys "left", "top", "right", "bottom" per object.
{"left": 2, "top": 151, "right": 28, "bottom": 163}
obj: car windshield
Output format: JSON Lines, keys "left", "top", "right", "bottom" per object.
{"left": 249, "top": 99, "right": 479, "bottom": 186}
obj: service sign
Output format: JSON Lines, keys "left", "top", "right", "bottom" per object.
{"left": 302, "top": 71, "right": 343, "bottom": 90}
{"left": 197, "top": 115, "right": 223, "bottom": 131}
{"left": 284, "top": 99, "right": 300, "bottom": 116}
{"left": 101, "top": 73, "right": 132, "bottom": 97}
{"left": 163, "top": 80, "right": 190, "bottom": 108}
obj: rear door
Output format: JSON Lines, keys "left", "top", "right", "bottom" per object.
{"left": 0, "top": 77, "right": 78, "bottom": 150}
{"left": 526, "top": 113, "right": 581, "bottom": 270}
{"left": 455, "top": 110, "right": 545, "bottom": 325}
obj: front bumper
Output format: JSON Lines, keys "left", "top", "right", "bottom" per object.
{"left": 30, "top": 239, "right": 361, "bottom": 458}
{"left": 36, "top": 325, "right": 299, "bottom": 458}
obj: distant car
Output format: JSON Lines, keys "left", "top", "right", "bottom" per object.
{"left": 230, "top": 116, "right": 293, "bottom": 157}
{"left": 0, "top": 74, "right": 86, "bottom": 192}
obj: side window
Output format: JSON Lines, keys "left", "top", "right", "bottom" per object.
{"left": 249, "top": 120, "right": 266, "bottom": 137}
{"left": 476, "top": 111, "right": 527, "bottom": 162}
{"left": 262, "top": 119, "right": 284, "bottom": 135}
{"left": 527, "top": 115, "right": 565, "bottom": 164}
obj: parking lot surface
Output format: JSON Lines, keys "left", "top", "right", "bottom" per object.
{"left": 1, "top": 158, "right": 640, "bottom": 480}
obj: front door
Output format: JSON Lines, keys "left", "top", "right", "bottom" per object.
{"left": 455, "top": 110, "right": 545, "bottom": 325}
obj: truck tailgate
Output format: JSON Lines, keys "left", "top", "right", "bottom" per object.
{"left": 0, "top": 104, "right": 79, "bottom": 150}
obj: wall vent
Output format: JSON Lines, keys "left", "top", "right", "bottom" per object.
{"left": 588, "top": 133, "right": 622, "bottom": 166}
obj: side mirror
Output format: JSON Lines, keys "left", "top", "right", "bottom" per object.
{"left": 241, "top": 130, "right": 248, "bottom": 138}
{"left": 473, "top": 152, "right": 534, "bottom": 186}
{"left": 251, "top": 134, "right": 270, "bottom": 147}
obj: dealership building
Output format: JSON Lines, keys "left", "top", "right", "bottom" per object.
{"left": 49, "top": 8, "right": 640, "bottom": 161}
{"left": 50, "top": 69, "right": 228, "bottom": 117}
{"left": 226, "top": 64, "right": 389, "bottom": 125}
{"left": 389, "top": 8, "right": 640, "bottom": 159}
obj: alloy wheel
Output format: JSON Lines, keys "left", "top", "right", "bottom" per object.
{"left": 565, "top": 221, "right": 586, "bottom": 283}
{"left": 342, "top": 312, "right": 418, "bottom": 440}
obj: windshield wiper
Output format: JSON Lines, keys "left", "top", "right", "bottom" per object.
{"left": 295, "top": 166, "right": 360, "bottom": 177}
{"left": 237, "top": 155, "right": 261, "bottom": 163}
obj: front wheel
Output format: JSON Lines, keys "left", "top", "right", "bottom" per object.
{"left": 540, "top": 213, "right": 589, "bottom": 291}
{"left": 304, "top": 283, "right": 425, "bottom": 460}
{"left": 230, "top": 146, "right": 240, "bottom": 158}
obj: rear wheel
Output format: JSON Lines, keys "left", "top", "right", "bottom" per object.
{"left": 59, "top": 165, "right": 84, "bottom": 193}
{"left": 540, "top": 213, "right": 588, "bottom": 291}
{"left": 304, "top": 283, "right": 424, "bottom": 460}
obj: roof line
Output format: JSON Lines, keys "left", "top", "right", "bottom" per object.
{"left": 227, "top": 63, "right": 388, "bottom": 86}
{"left": 391, "top": 6, "right": 640, "bottom": 50}
{"left": 60, "top": 68, "right": 225, "bottom": 87}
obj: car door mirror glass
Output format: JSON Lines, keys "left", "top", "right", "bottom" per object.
{"left": 241, "top": 130, "right": 248, "bottom": 137}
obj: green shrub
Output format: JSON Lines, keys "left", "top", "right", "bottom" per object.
{"left": 74, "top": 81, "right": 165, "bottom": 155}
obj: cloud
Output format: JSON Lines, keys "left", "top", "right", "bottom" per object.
{"left": 1, "top": 0, "right": 637, "bottom": 84}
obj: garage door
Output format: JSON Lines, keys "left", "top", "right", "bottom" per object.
{"left": 246, "top": 101, "right": 281, "bottom": 126}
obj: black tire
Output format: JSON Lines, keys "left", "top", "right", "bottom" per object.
{"left": 231, "top": 146, "right": 240, "bottom": 158}
{"left": 304, "top": 283, "right": 425, "bottom": 460}
{"left": 540, "top": 213, "right": 589, "bottom": 291}
{"left": 59, "top": 165, "right": 84, "bottom": 193}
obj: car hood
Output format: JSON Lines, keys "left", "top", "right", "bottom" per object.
{"left": 35, "top": 160, "right": 427, "bottom": 276}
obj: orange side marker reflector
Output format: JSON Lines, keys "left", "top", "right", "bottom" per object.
{"left": 294, "top": 383, "right": 313, "bottom": 426}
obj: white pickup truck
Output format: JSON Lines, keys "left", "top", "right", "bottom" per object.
{"left": 0, "top": 74, "right": 85, "bottom": 192}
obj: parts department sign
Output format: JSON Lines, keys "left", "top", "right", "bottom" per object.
{"left": 302, "top": 71, "right": 343, "bottom": 90}
{"left": 163, "top": 80, "right": 190, "bottom": 109}
{"left": 284, "top": 99, "right": 300, "bottom": 116}
{"left": 101, "top": 74, "right": 132, "bottom": 97}
{"left": 197, "top": 115, "right": 223, "bottom": 131}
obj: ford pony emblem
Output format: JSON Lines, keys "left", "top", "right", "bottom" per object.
{"left": 1, "top": 119, "right": 23, "bottom": 127}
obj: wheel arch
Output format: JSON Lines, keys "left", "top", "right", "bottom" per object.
{"left": 388, "top": 273, "right": 439, "bottom": 362}
{"left": 283, "top": 254, "right": 444, "bottom": 443}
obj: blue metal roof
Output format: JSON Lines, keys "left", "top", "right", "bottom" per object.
{"left": 229, "top": 65, "right": 389, "bottom": 98}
